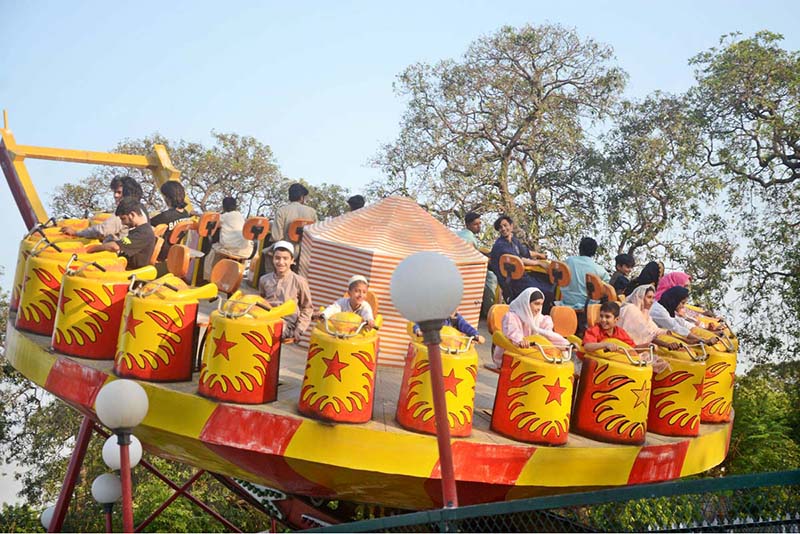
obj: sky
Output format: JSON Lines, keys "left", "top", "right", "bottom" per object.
{"left": 0, "top": 0, "right": 797, "bottom": 505}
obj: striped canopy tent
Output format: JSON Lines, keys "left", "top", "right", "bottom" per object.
{"left": 298, "top": 196, "right": 488, "bottom": 366}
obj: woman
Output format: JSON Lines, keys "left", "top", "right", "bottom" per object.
{"left": 624, "top": 261, "right": 664, "bottom": 296}
{"left": 618, "top": 284, "right": 681, "bottom": 351}
{"left": 489, "top": 214, "right": 553, "bottom": 310}
{"left": 650, "top": 286, "right": 712, "bottom": 344}
{"left": 150, "top": 181, "right": 191, "bottom": 262}
{"left": 492, "top": 288, "right": 568, "bottom": 368}
{"left": 654, "top": 271, "right": 691, "bottom": 300}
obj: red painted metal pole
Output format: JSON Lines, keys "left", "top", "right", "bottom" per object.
{"left": 426, "top": 341, "right": 459, "bottom": 508}
{"left": 419, "top": 319, "right": 458, "bottom": 508}
{"left": 49, "top": 416, "right": 94, "bottom": 532}
{"left": 118, "top": 433, "right": 134, "bottom": 533}
{"left": 134, "top": 471, "right": 205, "bottom": 533}
{"left": 103, "top": 504, "right": 113, "bottom": 533}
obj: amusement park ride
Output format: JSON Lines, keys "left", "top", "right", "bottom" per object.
{"left": 0, "top": 111, "right": 736, "bottom": 531}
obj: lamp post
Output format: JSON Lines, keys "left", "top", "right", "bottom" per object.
{"left": 102, "top": 434, "right": 143, "bottom": 471}
{"left": 95, "top": 379, "right": 149, "bottom": 533}
{"left": 391, "top": 251, "right": 463, "bottom": 508}
{"left": 40, "top": 505, "right": 55, "bottom": 531}
{"left": 91, "top": 473, "right": 122, "bottom": 533}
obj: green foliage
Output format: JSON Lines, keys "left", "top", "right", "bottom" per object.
{"left": 0, "top": 503, "right": 41, "bottom": 533}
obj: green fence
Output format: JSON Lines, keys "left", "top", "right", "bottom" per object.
{"left": 307, "top": 470, "right": 800, "bottom": 532}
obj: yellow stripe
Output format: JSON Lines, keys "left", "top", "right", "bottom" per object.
{"left": 4, "top": 326, "right": 56, "bottom": 386}
{"left": 515, "top": 444, "right": 640, "bottom": 487}
{"left": 138, "top": 384, "right": 218, "bottom": 439}
{"left": 680, "top": 423, "right": 730, "bottom": 476}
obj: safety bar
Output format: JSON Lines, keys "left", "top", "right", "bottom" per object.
{"left": 64, "top": 253, "right": 108, "bottom": 275}
{"left": 615, "top": 345, "right": 652, "bottom": 366}
{"left": 528, "top": 342, "right": 572, "bottom": 364}
{"left": 324, "top": 317, "right": 368, "bottom": 339}
{"left": 217, "top": 296, "right": 273, "bottom": 319}
{"left": 440, "top": 335, "right": 474, "bottom": 355}
{"left": 23, "top": 217, "right": 57, "bottom": 239}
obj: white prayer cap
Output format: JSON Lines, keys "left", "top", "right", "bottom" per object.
{"left": 272, "top": 240, "right": 294, "bottom": 254}
{"left": 348, "top": 274, "right": 368, "bottom": 286}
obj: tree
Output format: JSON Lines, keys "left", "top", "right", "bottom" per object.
{"left": 593, "top": 93, "right": 732, "bottom": 305}
{"left": 689, "top": 31, "right": 800, "bottom": 362}
{"left": 370, "top": 24, "right": 627, "bottom": 252}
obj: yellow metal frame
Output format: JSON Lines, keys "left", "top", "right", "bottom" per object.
{"left": 1, "top": 109, "right": 182, "bottom": 229}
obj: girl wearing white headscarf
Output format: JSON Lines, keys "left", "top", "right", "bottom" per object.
{"left": 492, "top": 287, "right": 568, "bottom": 368}
{"left": 618, "top": 284, "right": 667, "bottom": 346}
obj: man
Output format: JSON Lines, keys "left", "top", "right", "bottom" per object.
{"left": 86, "top": 197, "right": 156, "bottom": 270}
{"left": 347, "top": 195, "right": 365, "bottom": 211}
{"left": 258, "top": 240, "right": 314, "bottom": 343}
{"left": 62, "top": 176, "right": 143, "bottom": 242}
{"left": 271, "top": 183, "right": 318, "bottom": 246}
{"left": 456, "top": 211, "right": 497, "bottom": 317}
{"left": 560, "top": 236, "right": 610, "bottom": 310}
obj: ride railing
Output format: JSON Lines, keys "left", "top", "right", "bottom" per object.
{"left": 306, "top": 470, "right": 800, "bottom": 533}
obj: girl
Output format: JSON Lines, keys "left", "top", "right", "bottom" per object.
{"left": 491, "top": 287, "right": 568, "bottom": 368}
{"left": 650, "top": 286, "right": 713, "bottom": 345}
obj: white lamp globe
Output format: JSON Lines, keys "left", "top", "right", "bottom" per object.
{"left": 102, "top": 434, "right": 143, "bottom": 470}
{"left": 95, "top": 379, "right": 149, "bottom": 430}
{"left": 40, "top": 505, "right": 55, "bottom": 530}
{"left": 91, "top": 473, "right": 122, "bottom": 504}
{"left": 391, "top": 252, "right": 464, "bottom": 322}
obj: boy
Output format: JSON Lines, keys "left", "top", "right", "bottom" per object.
{"left": 414, "top": 310, "right": 485, "bottom": 344}
{"left": 86, "top": 197, "right": 156, "bottom": 270}
{"left": 609, "top": 253, "right": 635, "bottom": 294}
{"left": 582, "top": 302, "right": 635, "bottom": 353}
{"left": 560, "top": 237, "right": 609, "bottom": 310}
{"left": 258, "top": 241, "right": 314, "bottom": 343}
{"left": 316, "top": 275, "right": 376, "bottom": 329}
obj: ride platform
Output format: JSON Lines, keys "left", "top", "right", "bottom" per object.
{"left": 5, "top": 305, "right": 732, "bottom": 510}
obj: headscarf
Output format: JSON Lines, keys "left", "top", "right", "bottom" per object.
{"left": 659, "top": 286, "right": 690, "bottom": 317}
{"left": 618, "top": 284, "right": 664, "bottom": 345}
{"left": 654, "top": 271, "right": 691, "bottom": 301}
{"left": 507, "top": 287, "right": 567, "bottom": 345}
{"left": 625, "top": 261, "right": 663, "bottom": 296}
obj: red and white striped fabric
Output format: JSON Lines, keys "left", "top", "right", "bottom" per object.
{"left": 298, "top": 196, "right": 487, "bottom": 367}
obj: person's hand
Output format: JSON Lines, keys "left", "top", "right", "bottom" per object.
{"left": 366, "top": 320, "right": 375, "bottom": 330}
{"left": 604, "top": 342, "right": 621, "bottom": 352}
{"left": 474, "top": 335, "right": 486, "bottom": 344}
{"left": 517, "top": 338, "right": 531, "bottom": 349}
{"left": 311, "top": 312, "right": 322, "bottom": 321}
{"left": 667, "top": 342, "right": 681, "bottom": 351}
{"left": 60, "top": 226, "right": 77, "bottom": 236}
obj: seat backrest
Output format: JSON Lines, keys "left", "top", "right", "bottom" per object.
{"left": 210, "top": 259, "right": 245, "bottom": 295}
{"left": 602, "top": 282, "right": 618, "bottom": 303}
{"left": 585, "top": 303, "right": 601, "bottom": 328}
{"left": 487, "top": 304, "right": 509, "bottom": 335}
{"left": 197, "top": 212, "right": 221, "bottom": 238}
{"left": 499, "top": 254, "right": 524, "bottom": 281}
{"left": 153, "top": 224, "right": 168, "bottom": 238}
{"left": 585, "top": 273, "right": 605, "bottom": 301}
{"left": 168, "top": 219, "right": 197, "bottom": 245}
{"left": 548, "top": 260, "right": 572, "bottom": 288}
{"left": 166, "top": 244, "right": 191, "bottom": 278}
{"left": 243, "top": 216, "right": 270, "bottom": 240}
{"left": 150, "top": 237, "right": 164, "bottom": 266}
{"left": 287, "top": 218, "right": 315, "bottom": 243}
{"left": 550, "top": 305, "right": 578, "bottom": 337}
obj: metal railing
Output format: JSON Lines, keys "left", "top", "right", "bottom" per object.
{"left": 307, "top": 470, "right": 800, "bottom": 532}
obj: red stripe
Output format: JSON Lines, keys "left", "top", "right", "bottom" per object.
{"left": 627, "top": 441, "right": 691, "bottom": 484}
{"left": 45, "top": 358, "right": 109, "bottom": 410}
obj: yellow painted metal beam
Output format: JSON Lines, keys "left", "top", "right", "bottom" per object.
{"left": 13, "top": 144, "right": 156, "bottom": 168}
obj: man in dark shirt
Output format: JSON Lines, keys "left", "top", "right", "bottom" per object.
{"left": 87, "top": 197, "right": 156, "bottom": 270}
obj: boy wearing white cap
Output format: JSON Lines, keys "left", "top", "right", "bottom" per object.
{"left": 258, "top": 240, "right": 314, "bottom": 342}
{"left": 317, "top": 275, "right": 375, "bottom": 329}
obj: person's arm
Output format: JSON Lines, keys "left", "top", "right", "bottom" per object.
{"left": 271, "top": 207, "right": 286, "bottom": 242}
{"left": 582, "top": 327, "right": 622, "bottom": 353}
{"left": 318, "top": 301, "right": 342, "bottom": 320}
{"left": 453, "top": 314, "right": 479, "bottom": 338}
{"left": 596, "top": 262, "right": 610, "bottom": 282}
{"left": 86, "top": 241, "right": 120, "bottom": 254}
{"left": 503, "top": 313, "right": 530, "bottom": 348}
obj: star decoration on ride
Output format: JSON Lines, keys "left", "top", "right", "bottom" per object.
{"left": 631, "top": 382, "right": 651, "bottom": 408}
{"left": 213, "top": 332, "right": 237, "bottom": 361}
{"left": 322, "top": 352, "right": 349, "bottom": 382}
{"left": 442, "top": 368, "right": 462, "bottom": 396}
{"left": 544, "top": 377, "right": 567, "bottom": 405}
{"left": 124, "top": 314, "right": 143, "bottom": 338}
{"left": 693, "top": 382, "right": 704, "bottom": 401}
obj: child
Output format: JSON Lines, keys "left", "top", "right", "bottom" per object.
{"left": 609, "top": 253, "right": 635, "bottom": 294}
{"left": 582, "top": 301, "right": 636, "bottom": 353}
{"left": 491, "top": 287, "right": 568, "bottom": 369}
{"left": 414, "top": 311, "right": 485, "bottom": 345}
{"left": 582, "top": 301, "right": 670, "bottom": 373}
{"left": 318, "top": 275, "right": 375, "bottom": 329}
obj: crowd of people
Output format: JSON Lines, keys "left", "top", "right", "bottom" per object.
{"left": 455, "top": 210, "right": 725, "bottom": 372}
